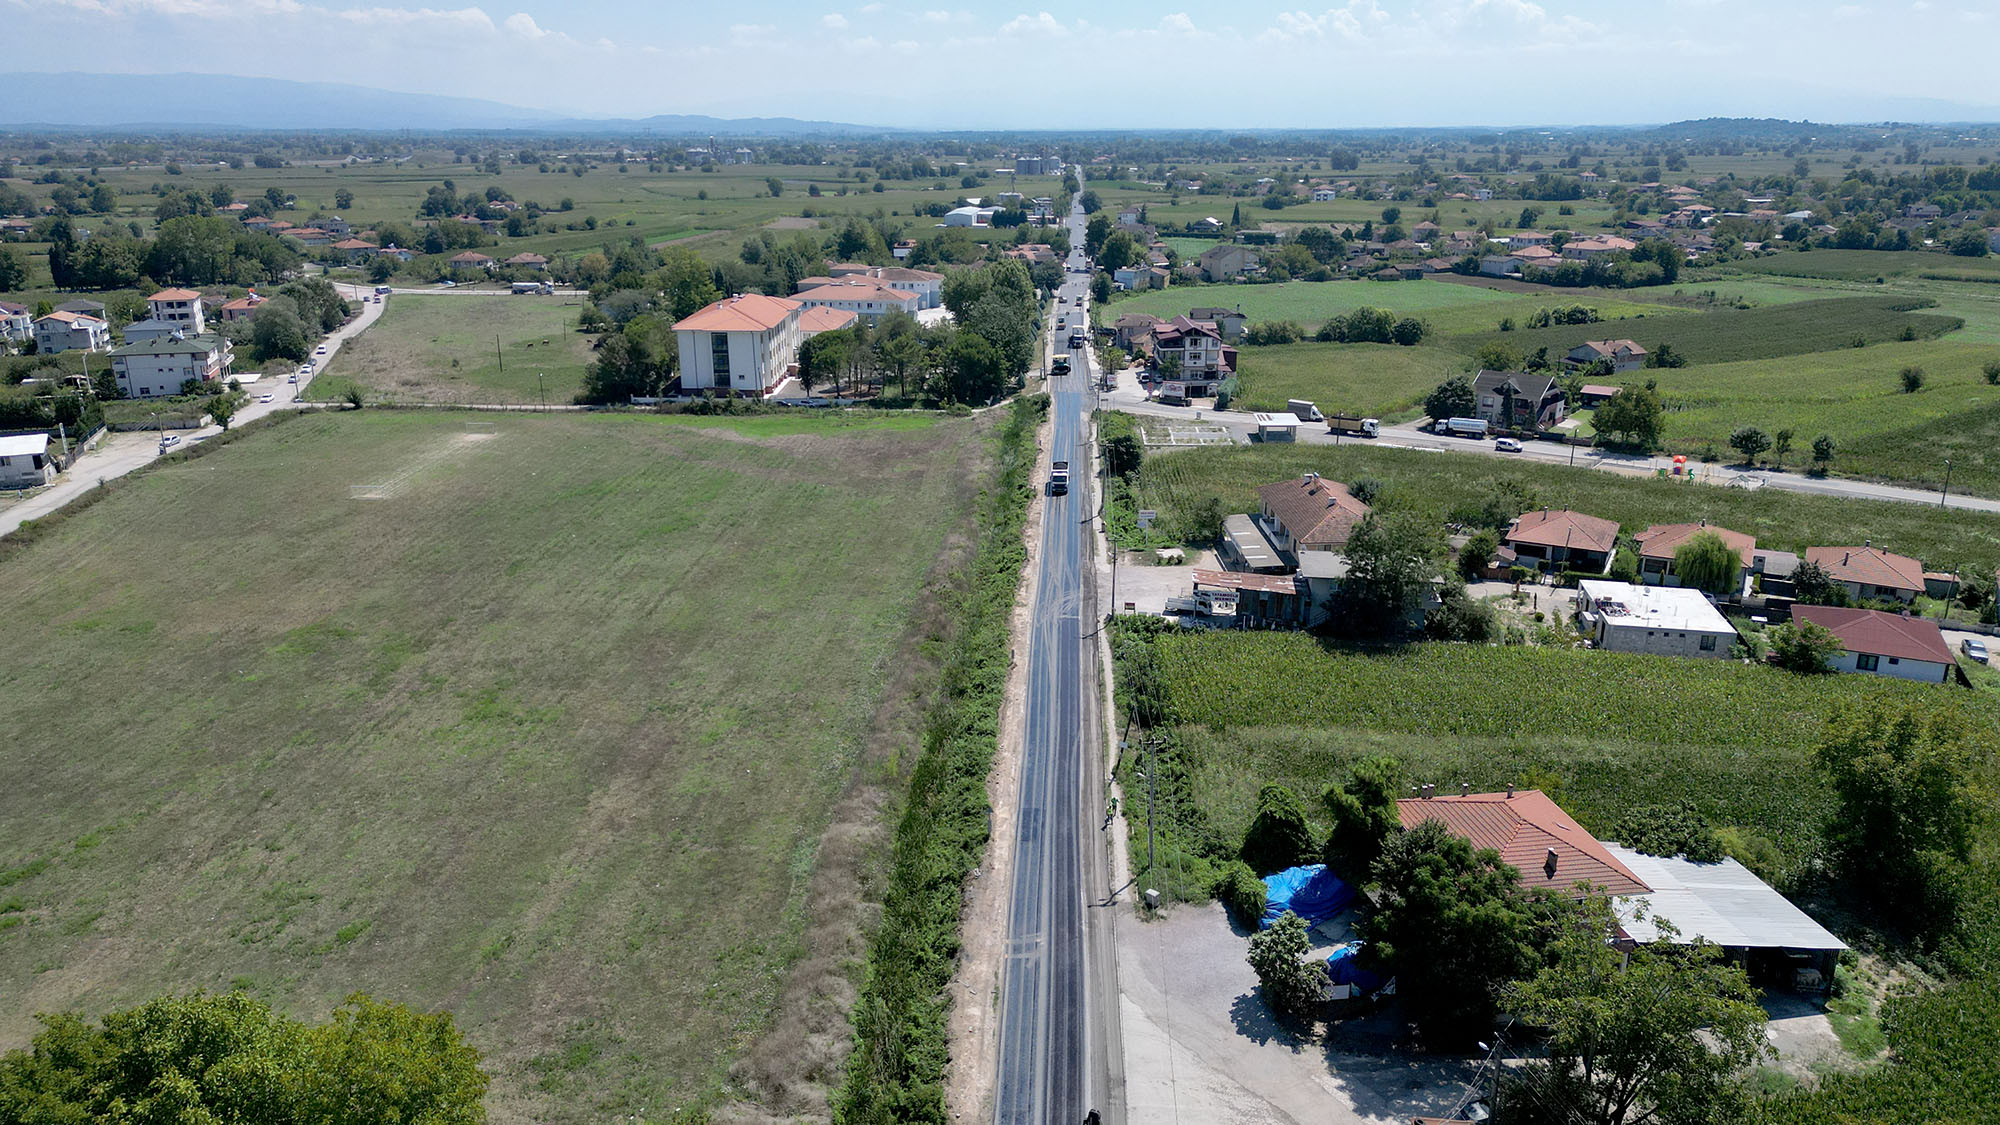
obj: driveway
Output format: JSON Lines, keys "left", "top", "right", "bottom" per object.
{"left": 1119, "top": 902, "right": 1479, "bottom": 1125}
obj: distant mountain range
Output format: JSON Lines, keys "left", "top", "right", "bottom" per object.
{"left": 0, "top": 73, "right": 891, "bottom": 135}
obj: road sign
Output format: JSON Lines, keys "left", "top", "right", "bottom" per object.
{"left": 1136, "top": 509, "right": 1157, "bottom": 528}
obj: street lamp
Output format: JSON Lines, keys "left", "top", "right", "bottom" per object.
{"left": 537, "top": 372, "right": 546, "bottom": 412}
{"left": 1940, "top": 458, "right": 1954, "bottom": 508}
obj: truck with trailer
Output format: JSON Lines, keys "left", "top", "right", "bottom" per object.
{"left": 1049, "top": 460, "right": 1070, "bottom": 496}
{"left": 512, "top": 281, "right": 554, "bottom": 295}
{"left": 1286, "top": 399, "right": 1325, "bottom": 423}
{"left": 1326, "top": 414, "right": 1380, "bottom": 438}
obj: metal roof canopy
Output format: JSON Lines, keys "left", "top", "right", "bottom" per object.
{"left": 1221, "top": 513, "right": 1281, "bottom": 571}
{"left": 1605, "top": 845, "right": 1847, "bottom": 952}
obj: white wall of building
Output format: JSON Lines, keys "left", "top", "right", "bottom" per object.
{"left": 1829, "top": 650, "right": 1951, "bottom": 683}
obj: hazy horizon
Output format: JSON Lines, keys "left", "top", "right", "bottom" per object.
{"left": 9, "top": 0, "right": 2000, "bottom": 131}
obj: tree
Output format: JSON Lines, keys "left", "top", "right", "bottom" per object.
{"left": 251, "top": 300, "right": 309, "bottom": 362}
{"left": 1360, "top": 818, "right": 1533, "bottom": 1046}
{"left": 1499, "top": 896, "right": 1769, "bottom": 1125}
{"left": 1321, "top": 756, "right": 1403, "bottom": 878}
{"left": 1788, "top": 559, "right": 1847, "bottom": 607}
{"left": 343, "top": 387, "right": 365, "bottom": 409}
{"left": 1592, "top": 383, "right": 1665, "bottom": 449}
{"left": 1424, "top": 374, "right": 1475, "bottom": 421}
{"left": 1671, "top": 531, "right": 1740, "bottom": 596}
{"left": 1768, "top": 619, "right": 1844, "bottom": 673}
{"left": 1390, "top": 317, "right": 1427, "bottom": 346}
{"left": 1472, "top": 342, "right": 1523, "bottom": 372}
{"left": 1215, "top": 861, "right": 1268, "bottom": 929}
{"left": 334, "top": 188, "right": 355, "bottom": 210}
{"left": 1948, "top": 229, "right": 1989, "bottom": 257}
{"left": 1900, "top": 365, "right": 1926, "bottom": 393}
{"left": 1644, "top": 341, "right": 1688, "bottom": 368}
{"left": 1727, "top": 424, "right": 1771, "bottom": 465}
{"left": 207, "top": 391, "right": 242, "bottom": 431}
{"left": 766, "top": 176, "right": 783, "bottom": 197}
{"left": 1247, "top": 912, "right": 1329, "bottom": 1025}
{"left": 1458, "top": 528, "right": 1498, "bottom": 579}
{"left": 1811, "top": 432, "right": 1835, "bottom": 471}
{"left": 1771, "top": 428, "right": 1793, "bottom": 469}
{"left": 0, "top": 991, "right": 488, "bottom": 1124}
{"left": 0, "top": 248, "right": 26, "bottom": 291}
{"left": 1815, "top": 704, "right": 1986, "bottom": 932}
{"left": 1077, "top": 189, "right": 1102, "bottom": 214}
{"left": 1328, "top": 511, "right": 1444, "bottom": 638}
{"left": 656, "top": 246, "right": 721, "bottom": 321}
{"left": 1240, "top": 784, "right": 1317, "bottom": 875}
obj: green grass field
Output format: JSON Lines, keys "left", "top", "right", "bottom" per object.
{"left": 1101, "top": 277, "right": 1678, "bottom": 335}
{"left": 308, "top": 295, "right": 595, "bottom": 404}
{"left": 0, "top": 408, "right": 988, "bottom": 1122}
{"left": 1121, "top": 437, "right": 2000, "bottom": 575}
{"left": 1232, "top": 342, "right": 1462, "bottom": 417}
{"left": 1451, "top": 295, "right": 1962, "bottom": 367}
{"left": 1148, "top": 632, "right": 1962, "bottom": 872}
{"left": 1723, "top": 249, "right": 2000, "bottom": 282}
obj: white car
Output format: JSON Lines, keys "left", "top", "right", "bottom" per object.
{"left": 158, "top": 434, "right": 181, "bottom": 451}
{"left": 1495, "top": 437, "right": 1523, "bottom": 453}
{"left": 258, "top": 393, "right": 275, "bottom": 404}
{"left": 314, "top": 345, "right": 328, "bottom": 355}
{"left": 288, "top": 374, "right": 298, "bottom": 384}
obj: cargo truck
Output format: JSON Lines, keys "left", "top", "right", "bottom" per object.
{"left": 1326, "top": 414, "right": 1379, "bottom": 438}
{"left": 1049, "top": 460, "right": 1070, "bottom": 495}
{"left": 1436, "top": 417, "right": 1490, "bottom": 438}
{"left": 1286, "top": 399, "right": 1325, "bottom": 423}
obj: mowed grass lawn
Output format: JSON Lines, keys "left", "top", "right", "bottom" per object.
{"left": 1233, "top": 342, "right": 1462, "bottom": 418}
{"left": 309, "top": 294, "right": 595, "bottom": 405}
{"left": 0, "top": 409, "right": 987, "bottom": 1121}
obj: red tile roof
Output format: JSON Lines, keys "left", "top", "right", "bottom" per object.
{"left": 1397, "top": 790, "right": 1650, "bottom": 897}
{"left": 147, "top": 288, "right": 201, "bottom": 302}
{"left": 1634, "top": 521, "right": 1755, "bottom": 566}
{"left": 1805, "top": 544, "right": 1925, "bottom": 593}
{"left": 796, "top": 305, "right": 857, "bottom": 334}
{"left": 673, "top": 293, "right": 800, "bottom": 333}
{"left": 1505, "top": 508, "right": 1619, "bottom": 555}
{"left": 1789, "top": 606, "right": 1954, "bottom": 665}
{"left": 1255, "top": 473, "right": 1370, "bottom": 552}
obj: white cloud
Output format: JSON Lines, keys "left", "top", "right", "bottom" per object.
{"left": 890, "top": 37, "right": 918, "bottom": 49}
{"left": 1159, "top": 11, "right": 1195, "bottom": 34}
{"left": 1000, "top": 10, "right": 1066, "bottom": 35}
{"left": 822, "top": 11, "right": 847, "bottom": 27}
{"left": 334, "top": 5, "right": 495, "bottom": 30}
{"left": 859, "top": 1, "right": 882, "bottom": 11}
{"left": 504, "top": 11, "right": 547, "bottom": 37}
{"left": 920, "top": 7, "right": 969, "bottom": 20}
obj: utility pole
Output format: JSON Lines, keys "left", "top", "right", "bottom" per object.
{"left": 496, "top": 334, "right": 503, "bottom": 373}
{"left": 538, "top": 372, "right": 546, "bottom": 412}
{"left": 1940, "top": 458, "right": 1954, "bottom": 508}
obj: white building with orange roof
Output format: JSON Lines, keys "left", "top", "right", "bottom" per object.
{"left": 145, "top": 287, "right": 206, "bottom": 334}
{"left": 673, "top": 293, "right": 806, "bottom": 397}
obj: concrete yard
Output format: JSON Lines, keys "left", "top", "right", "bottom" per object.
{"left": 1117, "top": 902, "right": 1479, "bottom": 1125}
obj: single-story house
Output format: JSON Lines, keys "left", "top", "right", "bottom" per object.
{"left": 1478, "top": 255, "right": 1525, "bottom": 278}
{"left": 504, "top": 252, "right": 549, "bottom": 271}
{"left": 1578, "top": 383, "right": 1622, "bottom": 406}
{"left": 1503, "top": 507, "right": 1619, "bottom": 574}
{"left": 1256, "top": 473, "right": 1370, "bottom": 556}
{"left": 1471, "top": 369, "right": 1565, "bottom": 431}
{"left": 1632, "top": 520, "right": 1755, "bottom": 594}
{"left": 1396, "top": 789, "right": 1650, "bottom": 898}
{"left": 1576, "top": 580, "right": 1738, "bottom": 658}
{"left": 1605, "top": 845, "right": 1847, "bottom": 991}
{"left": 1788, "top": 605, "right": 1955, "bottom": 683}
{"left": 1804, "top": 543, "right": 1924, "bottom": 604}
{"left": 0, "top": 432, "right": 56, "bottom": 489}
{"left": 1566, "top": 339, "right": 1649, "bottom": 373}
{"left": 449, "top": 251, "right": 496, "bottom": 272}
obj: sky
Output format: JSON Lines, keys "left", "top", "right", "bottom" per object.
{"left": 9, "top": 0, "right": 2000, "bottom": 128}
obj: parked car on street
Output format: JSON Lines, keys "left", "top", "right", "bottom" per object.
{"left": 1963, "top": 638, "right": 1989, "bottom": 663}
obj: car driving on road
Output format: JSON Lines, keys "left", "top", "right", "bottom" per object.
{"left": 1495, "top": 437, "right": 1523, "bottom": 452}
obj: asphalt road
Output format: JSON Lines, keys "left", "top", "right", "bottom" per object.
{"left": 993, "top": 204, "right": 1119, "bottom": 1125}
{"left": 1101, "top": 389, "right": 2000, "bottom": 513}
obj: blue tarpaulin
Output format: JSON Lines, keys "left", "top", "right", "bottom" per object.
{"left": 1325, "top": 941, "right": 1386, "bottom": 994}
{"left": 1259, "top": 864, "right": 1355, "bottom": 929}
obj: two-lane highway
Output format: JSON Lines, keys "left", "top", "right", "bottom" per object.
{"left": 993, "top": 202, "right": 1117, "bottom": 1125}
